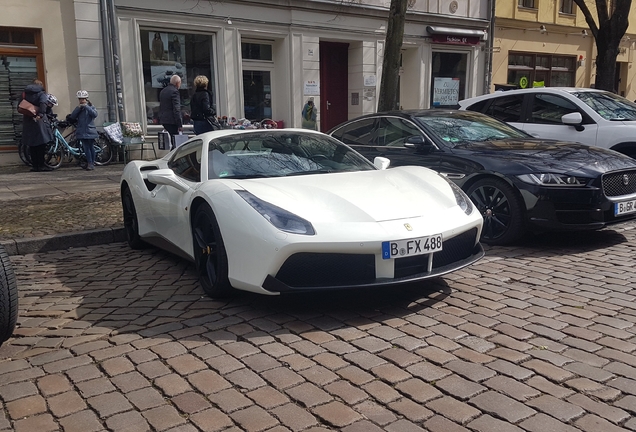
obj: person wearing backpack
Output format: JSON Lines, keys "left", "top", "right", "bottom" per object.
{"left": 68, "top": 90, "right": 99, "bottom": 170}
{"left": 21, "top": 79, "right": 54, "bottom": 172}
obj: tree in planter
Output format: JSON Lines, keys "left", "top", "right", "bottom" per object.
{"left": 377, "top": 0, "right": 409, "bottom": 112}
{"left": 573, "top": 0, "right": 632, "bottom": 92}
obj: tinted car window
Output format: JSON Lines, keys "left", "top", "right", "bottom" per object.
{"left": 529, "top": 94, "right": 579, "bottom": 124}
{"left": 377, "top": 117, "right": 422, "bottom": 147}
{"left": 333, "top": 118, "right": 375, "bottom": 145}
{"left": 483, "top": 94, "right": 524, "bottom": 122}
{"left": 465, "top": 100, "right": 489, "bottom": 113}
{"left": 168, "top": 140, "right": 202, "bottom": 182}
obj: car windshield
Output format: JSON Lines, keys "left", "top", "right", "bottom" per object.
{"left": 573, "top": 91, "right": 636, "bottom": 121}
{"left": 208, "top": 131, "right": 375, "bottom": 179}
{"left": 414, "top": 112, "right": 529, "bottom": 147}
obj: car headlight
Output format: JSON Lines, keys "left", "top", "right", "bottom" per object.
{"left": 237, "top": 191, "right": 316, "bottom": 235}
{"left": 517, "top": 173, "right": 587, "bottom": 186}
{"left": 441, "top": 176, "right": 474, "bottom": 215}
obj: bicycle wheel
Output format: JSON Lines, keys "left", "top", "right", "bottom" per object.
{"left": 94, "top": 133, "right": 113, "bottom": 166}
{"left": 43, "top": 141, "right": 63, "bottom": 169}
{"left": 18, "top": 140, "right": 32, "bottom": 166}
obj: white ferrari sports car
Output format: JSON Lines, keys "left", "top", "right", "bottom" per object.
{"left": 120, "top": 128, "right": 484, "bottom": 297}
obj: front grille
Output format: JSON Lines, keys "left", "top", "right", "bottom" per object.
{"left": 602, "top": 170, "right": 636, "bottom": 197}
{"left": 275, "top": 253, "right": 375, "bottom": 288}
{"left": 394, "top": 228, "right": 478, "bottom": 278}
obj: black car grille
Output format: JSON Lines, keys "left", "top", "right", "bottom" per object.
{"left": 602, "top": 170, "right": 636, "bottom": 197}
{"left": 275, "top": 253, "right": 375, "bottom": 288}
{"left": 275, "top": 228, "right": 478, "bottom": 288}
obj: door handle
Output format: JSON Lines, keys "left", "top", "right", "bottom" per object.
{"left": 326, "top": 101, "right": 332, "bottom": 110}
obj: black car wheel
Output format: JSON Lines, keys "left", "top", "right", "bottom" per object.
{"left": 192, "top": 204, "right": 232, "bottom": 298}
{"left": 121, "top": 186, "right": 146, "bottom": 250}
{"left": 467, "top": 178, "right": 525, "bottom": 245}
{"left": 0, "top": 244, "right": 18, "bottom": 346}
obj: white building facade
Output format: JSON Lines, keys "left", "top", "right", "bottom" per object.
{"left": 0, "top": 0, "right": 490, "bottom": 164}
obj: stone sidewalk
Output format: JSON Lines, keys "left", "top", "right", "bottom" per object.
{"left": 0, "top": 162, "right": 124, "bottom": 255}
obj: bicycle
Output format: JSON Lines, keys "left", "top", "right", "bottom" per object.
{"left": 44, "top": 117, "right": 114, "bottom": 169}
{"left": 18, "top": 115, "right": 76, "bottom": 167}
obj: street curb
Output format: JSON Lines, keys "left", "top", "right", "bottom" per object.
{"left": 0, "top": 228, "right": 127, "bottom": 256}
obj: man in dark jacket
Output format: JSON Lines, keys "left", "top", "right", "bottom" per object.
{"left": 21, "top": 79, "right": 53, "bottom": 172}
{"left": 158, "top": 75, "right": 182, "bottom": 149}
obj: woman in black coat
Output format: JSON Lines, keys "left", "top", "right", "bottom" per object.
{"left": 21, "top": 80, "right": 53, "bottom": 172}
{"left": 190, "top": 75, "right": 217, "bottom": 135}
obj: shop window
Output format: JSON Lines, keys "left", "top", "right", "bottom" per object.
{"left": 518, "top": 0, "right": 535, "bottom": 8}
{"left": 0, "top": 27, "right": 43, "bottom": 152}
{"left": 560, "top": 0, "right": 574, "bottom": 14}
{"left": 507, "top": 52, "right": 575, "bottom": 88}
{"left": 140, "top": 29, "right": 215, "bottom": 128}
{"left": 241, "top": 42, "right": 272, "bottom": 61}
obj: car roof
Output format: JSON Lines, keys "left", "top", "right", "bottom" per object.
{"left": 459, "top": 87, "right": 606, "bottom": 104}
{"left": 327, "top": 109, "right": 490, "bottom": 131}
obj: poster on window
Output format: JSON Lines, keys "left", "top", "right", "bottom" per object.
{"left": 149, "top": 32, "right": 188, "bottom": 89}
{"left": 433, "top": 77, "right": 460, "bottom": 106}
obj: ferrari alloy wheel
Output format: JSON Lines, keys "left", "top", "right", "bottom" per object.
{"left": 192, "top": 205, "right": 231, "bottom": 298}
{"left": 0, "top": 244, "right": 18, "bottom": 346}
{"left": 121, "top": 186, "right": 146, "bottom": 249}
{"left": 467, "top": 177, "right": 525, "bottom": 245}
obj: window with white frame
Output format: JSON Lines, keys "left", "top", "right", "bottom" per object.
{"left": 560, "top": 0, "right": 574, "bottom": 14}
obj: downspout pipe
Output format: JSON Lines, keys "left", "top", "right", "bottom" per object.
{"left": 484, "top": 0, "right": 496, "bottom": 94}
{"left": 107, "top": 0, "right": 126, "bottom": 121}
{"left": 99, "top": 0, "right": 117, "bottom": 122}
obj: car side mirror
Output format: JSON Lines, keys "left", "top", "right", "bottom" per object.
{"left": 404, "top": 135, "right": 434, "bottom": 153}
{"left": 374, "top": 157, "right": 390, "bottom": 170}
{"left": 147, "top": 168, "right": 190, "bottom": 192}
{"left": 562, "top": 112, "right": 584, "bottom": 131}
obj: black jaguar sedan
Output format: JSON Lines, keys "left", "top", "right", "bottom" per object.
{"left": 328, "top": 110, "right": 636, "bottom": 245}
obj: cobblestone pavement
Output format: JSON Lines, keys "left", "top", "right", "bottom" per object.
{"left": 0, "top": 164, "right": 122, "bottom": 241}
{"left": 1, "top": 221, "right": 635, "bottom": 431}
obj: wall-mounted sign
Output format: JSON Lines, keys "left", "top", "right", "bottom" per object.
{"left": 433, "top": 77, "right": 460, "bottom": 106}
{"left": 304, "top": 80, "right": 320, "bottom": 95}
{"left": 364, "top": 74, "right": 377, "bottom": 87}
{"left": 308, "top": 49, "right": 314, "bottom": 57}
{"left": 351, "top": 92, "right": 359, "bottom": 105}
{"left": 363, "top": 88, "right": 376, "bottom": 100}
{"left": 431, "top": 34, "right": 480, "bottom": 45}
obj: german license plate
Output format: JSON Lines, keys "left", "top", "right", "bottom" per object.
{"left": 615, "top": 199, "right": 636, "bottom": 216}
{"left": 382, "top": 234, "right": 443, "bottom": 260}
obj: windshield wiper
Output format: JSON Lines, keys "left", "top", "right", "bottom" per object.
{"left": 284, "top": 169, "right": 334, "bottom": 177}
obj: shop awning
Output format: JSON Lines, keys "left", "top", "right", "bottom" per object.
{"left": 426, "top": 26, "right": 486, "bottom": 40}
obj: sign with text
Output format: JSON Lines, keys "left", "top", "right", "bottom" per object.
{"left": 433, "top": 78, "right": 460, "bottom": 106}
{"left": 304, "top": 80, "right": 320, "bottom": 95}
{"left": 431, "top": 34, "right": 480, "bottom": 45}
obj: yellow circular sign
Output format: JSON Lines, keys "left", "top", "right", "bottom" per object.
{"left": 519, "top": 76, "right": 529, "bottom": 89}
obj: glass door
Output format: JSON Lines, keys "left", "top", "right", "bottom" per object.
{"left": 430, "top": 51, "right": 468, "bottom": 108}
{"left": 242, "top": 70, "right": 272, "bottom": 121}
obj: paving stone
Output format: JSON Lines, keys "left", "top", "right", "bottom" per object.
{"left": 467, "top": 414, "right": 525, "bottom": 432}
{"left": 526, "top": 375, "right": 576, "bottom": 398}
{"left": 354, "top": 399, "right": 397, "bottom": 425}
{"left": 208, "top": 388, "right": 253, "bottom": 412}
{"left": 342, "top": 420, "right": 385, "bottom": 432}
{"left": 48, "top": 390, "right": 86, "bottom": 418}
{"left": 469, "top": 391, "right": 536, "bottom": 423}
{"left": 57, "top": 409, "right": 103, "bottom": 432}
{"left": 434, "top": 374, "right": 486, "bottom": 401}
{"left": 127, "top": 387, "right": 168, "bottom": 411}
{"left": 106, "top": 410, "right": 151, "bottom": 432}
{"left": 312, "top": 401, "right": 363, "bottom": 428}
{"left": 324, "top": 380, "right": 368, "bottom": 405}
{"left": 426, "top": 396, "right": 481, "bottom": 425}
{"left": 87, "top": 391, "right": 133, "bottom": 417}
{"left": 271, "top": 402, "right": 319, "bottom": 431}
{"left": 525, "top": 394, "right": 585, "bottom": 422}
{"left": 66, "top": 365, "right": 103, "bottom": 383}
{"left": 187, "top": 369, "right": 231, "bottom": 394}
{"left": 285, "top": 382, "right": 332, "bottom": 407}
{"left": 384, "top": 418, "right": 427, "bottom": 432}
{"left": 37, "top": 373, "right": 72, "bottom": 396}
{"left": 574, "top": 414, "right": 630, "bottom": 432}
{"left": 416, "top": 346, "right": 458, "bottom": 365}
{"left": 189, "top": 407, "right": 234, "bottom": 432}
{"left": 336, "top": 365, "right": 375, "bottom": 385}
{"left": 0, "top": 381, "right": 38, "bottom": 402}
{"left": 299, "top": 365, "right": 340, "bottom": 386}
{"left": 483, "top": 375, "right": 540, "bottom": 402}
{"left": 567, "top": 393, "right": 631, "bottom": 424}
{"left": 110, "top": 371, "right": 151, "bottom": 393}
{"left": 143, "top": 405, "right": 187, "bottom": 431}
{"left": 487, "top": 359, "right": 534, "bottom": 380}
{"left": 444, "top": 360, "right": 496, "bottom": 382}
{"left": 519, "top": 413, "right": 580, "bottom": 432}
{"left": 423, "top": 415, "right": 473, "bottom": 432}
{"left": 388, "top": 398, "right": 433, "bottom": 422}
{"left": 523, "top": 359, "right": 575, "bottom": 382}
{"left": 395, "top": 378, "right": 443, "bottom": 403}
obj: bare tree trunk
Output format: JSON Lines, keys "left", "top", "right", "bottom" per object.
{"left": 377, "top": 0, "right": 408, "bottom": 112}
{"left": 594, "top": 30, "right": 619, "bottom": 91}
